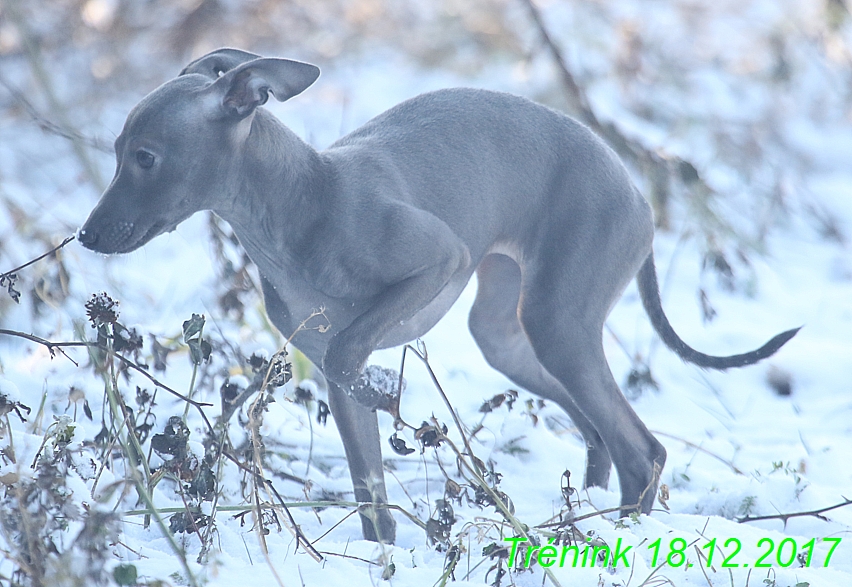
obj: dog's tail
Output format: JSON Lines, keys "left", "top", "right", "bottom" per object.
{"left": 636, "top": 252, "right": 800, "bottom": 370}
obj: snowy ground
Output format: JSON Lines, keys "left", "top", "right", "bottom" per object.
{"left": 1, "top": 4, "right": 851, "bottom": 586}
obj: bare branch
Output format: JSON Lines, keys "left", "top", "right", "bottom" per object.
{"left": 0, "top": 77, "right": 112, "bottom": 154}
{"left": 737, "top": 497, "right": 852, "bottom": 524}
{"left": 220, "top": 448, "right": 324, "bottom": 563}
{"left": 520, "top": 0, "right": 718, "bottom": 229}
{"left": 0, "top": 328, "right": 216, "bottom": 436}
{"left": 219, "top": 308, "right": 329, "bottom": 423}
{"left": 0, "top": 235, "right": 76, "bottom": 282}
{"left": 652, "top": 430, "right": 745, "bottom": 475}
{"left": 3, "top": 3, "right": 106, "bottom": 190}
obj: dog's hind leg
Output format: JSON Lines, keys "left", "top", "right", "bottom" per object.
{"left": 518, "top": 227, "right": 666, "bottom": 515}
{"left": 468, "top": 253, "right": 613, "bottom": 489}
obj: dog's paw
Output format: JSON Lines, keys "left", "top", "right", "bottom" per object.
{"left": 346, "top": 365, "right": 405, "bottom": 413}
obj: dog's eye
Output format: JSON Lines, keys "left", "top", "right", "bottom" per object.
{"left": 136, "top": 150, "right": 155, "bottom": 169}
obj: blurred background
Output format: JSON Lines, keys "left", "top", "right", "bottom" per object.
{"left": 1, "top": 4, "right": 851, "bottom": 584}
{"left": 0, "top": 0, "right": 850, "bottom": 346}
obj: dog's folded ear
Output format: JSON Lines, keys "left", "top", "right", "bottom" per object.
{"left": 204, "top": 58, "right": 320, "bottom": 119}
{"left": 180, "top": 48, "right": 262, "bottom": 79}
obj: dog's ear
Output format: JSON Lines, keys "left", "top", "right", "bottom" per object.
{"left": 180, "top": 48, "right": 262, "bottom": 79}
{"left": 205, "top": 58, "right": 320, "bottom": 119}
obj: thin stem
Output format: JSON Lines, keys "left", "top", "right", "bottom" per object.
{"left": 396, "top": 345, "right": 564, "bottom": 587}
{"left": 304, "top": 402, "right": 314, "bottom": 477}
{"left": 123, "top": 500, "right": 397, "bottom": 516}
{"left": 0, "top": 235, "right": 75, "bottom": 283}
{"left": 4, "top": 2, "right": 104, "bottom": 191}
{"left": 98, "top": 343, "right": 199, "bottom": 587}
{"left": 0, "top": 329, "right": 216, "bottom": 435}
{"left": 3, "top": 415, "right": 14, "bottom": 461}
{"left": 400, "top": 343, "right": 482, "bottom": 476}
{"left": 182, "top": 322, "right": 204, "bottom": 420}
{"left": 198, "top": 425, "right": 229, "bottom": 563}
{"left": 737, "top": 497, "right": 852, "bottom": 524}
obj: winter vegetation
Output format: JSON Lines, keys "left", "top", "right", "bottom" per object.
{"left": 0, "top": 1, "right": 850, "bottom": 585}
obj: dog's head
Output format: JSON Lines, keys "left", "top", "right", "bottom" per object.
{"left": 78, "top": 48, "right": 319, "bottom": 254}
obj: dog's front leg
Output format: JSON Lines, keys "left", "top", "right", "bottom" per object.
{"left": 321, "top": 211, "right": 470, "bottom": 394}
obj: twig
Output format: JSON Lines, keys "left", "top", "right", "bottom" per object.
{"left": 399, "top": 343, "right": 482, "bottom": 476}
{"left": 0, "top": 328, "right": 80, "bottom": 366}
{"left": 221, "top": 447, "right": 324, "bottom": 563}
{"left": 393, "top": 344, "right": 567, "bottom": 585}
{"left": 90, "top": 432, "right": 122, "bottom": 497}
{"left": 436, "top": 433, "right": 564, "bottom": 587}
{"left": 219, "top": 308, "right": 329, "bottom": 423}
{"left": 181, "top": 321, "right": 205, "bottom": 420}
{"left": 123, "top": 500, "right": 418, "bottom": 517}
{"left": 651, "top": 430, "right": 744, "bottom": 475}
{"left": 521, "top": 0, "right": 698, "bottom": 228}
{"left": 522, "top": 0, "right": 597, "bottom": 128}
{"left": 310, "top": 508, "right": 361, "bottom": 543}
{"left": 693, "top": 544, "right": 715, "bottom": 587}
{"left": 0, "top": 77, "right": 111, "bottom": 153}
{"left": 0, "top": 235, "right": 76, "bottom": 282}
{"left": 736, "top": 497, "right": 852, "bottom": 524}
{"left": 252, "top": 475, "right": 287, "bottom": 587}
{"left": 198, "top": 423, "right": 229, "bottom": 563}
{"left": 174, "top": 477, "right": 207, "bottom": 546}
{"left": 316, "top": 550, "right": 382, "bottom": 566}
{"left": 636, "top": 559, "right": 676, "bottom": 587}
{"left": 0, "top": 329, "right": 216, "bottom": 436}
{"left": 221, "top": 310, "right": 330, "bottom": 565}
{"left": 358, "top": 502, "right": 427, "bottom": 531}
{"left": 95, "top": 339, "right": 200, "bottom": 587}
{"left": 535, "top": 504, "right": 634, "bottom": 529}
{"left": 3, "top": 4, "right": 105, "bottom": 190}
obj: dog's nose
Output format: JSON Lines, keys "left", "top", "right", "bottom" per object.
{"left": 77, "top": 227, "right": 98, "bottom": 248}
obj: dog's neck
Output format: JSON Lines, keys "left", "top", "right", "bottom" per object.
{"left": 214, "top": 109, "right": 330, "bottom": 267}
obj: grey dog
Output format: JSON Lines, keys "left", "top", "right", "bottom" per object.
{"left": 79, "top": 48, "right": 798, "bottom": 543}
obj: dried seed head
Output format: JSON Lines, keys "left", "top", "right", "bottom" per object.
{"left": 85, "top": 292, "right": 119, "bottom": 328}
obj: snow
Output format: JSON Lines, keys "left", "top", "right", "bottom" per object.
{"left": 1, "top": 1, "right": 851, "bottom": 586}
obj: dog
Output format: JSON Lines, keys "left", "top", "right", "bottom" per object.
{"left": 79, "top": 48, "right": 798, "bottom": 543}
